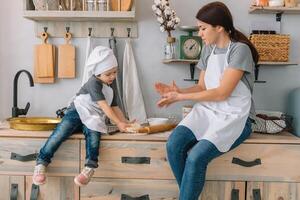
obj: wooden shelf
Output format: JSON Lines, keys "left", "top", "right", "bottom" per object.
{"left": 258, "top": 61, "right": 298, "bottom": 65}
{"left": 249, "top": 6, "right": 300, "bottom": 14}
{"left": 162, "top": 59, "right": 199, "bottom": 64}
{"left": 23, "top": 11, "right": 135, "bottom": 21}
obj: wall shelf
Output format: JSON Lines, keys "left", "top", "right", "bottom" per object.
{"left": 162, "top": 59, "right": 198, "bottom": 64}
{"left": 163, "top": 59, "right": 199, "bottom": 83}
{"left": 249, "top": 6, "right": 300, "bottom": 14}
{"left": 23, "top": 11, "right": 136, "bottom": 21}
{"left": 258, "top": 61, "right": 298, "bottom": 66}
{"left": 23, "top": 0, "right": 137, "bottom": 38}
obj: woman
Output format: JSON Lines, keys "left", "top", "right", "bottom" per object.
{"left": 155, "top": 2, "right": 258, "bottom": 199}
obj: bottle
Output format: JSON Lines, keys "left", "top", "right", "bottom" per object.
{"left": 86, "top": 0, "right": 95, "bottom": 11}
{"left": 97, "top": 0, "right": 107, "bottom": 11}
{"left": 164, "top": 37, "right": 176, "bottom": 59}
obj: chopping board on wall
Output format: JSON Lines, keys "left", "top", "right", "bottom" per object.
{"left": 34, "top": 32, "right": 55, "bottom": 83}
{"left": 58, "top": 32, "right": 75, "bottom": 78}
{"left": 110, "top": 0, "right": 133, "bottom": 11}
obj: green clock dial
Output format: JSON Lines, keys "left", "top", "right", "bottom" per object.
{"left": 183, "top": 38, "right": 201, "bottom": 59}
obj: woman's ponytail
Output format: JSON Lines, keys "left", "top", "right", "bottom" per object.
{"left": 196, "top": 2, "right": 259, "bottom": 64}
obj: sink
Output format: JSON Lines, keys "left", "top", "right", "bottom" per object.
{"left": 7, "top": 117, "right": 61, "bottom": 131}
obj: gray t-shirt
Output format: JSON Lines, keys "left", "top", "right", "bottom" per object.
{"left": 197, "top": 42, "right": 255, "bottom": 119}
{"left": 71, "top": 75, "right": 118, "bottom": 108}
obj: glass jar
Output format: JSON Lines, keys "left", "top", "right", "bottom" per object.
{"left": 86, "top": 0, "right": 95, "bottom": 11}
{"left": 164, "top": 37, "right": 176, "bottom": 59}
{"left": 97, "top": 0, "right": 107, "bottom": 11}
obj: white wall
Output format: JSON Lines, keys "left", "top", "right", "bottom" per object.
{"left": 1, "top": 0, "right": 300, "bottom": 121}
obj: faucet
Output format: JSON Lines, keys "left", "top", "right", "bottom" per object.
{"left": 12, "top": 70, "right": 34, "bottom": 118}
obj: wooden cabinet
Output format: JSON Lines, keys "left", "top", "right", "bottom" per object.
{"left": 0, "top": 175, "right": 25, "bottom": 200}
{"left": 0, "top": 129, "right": 299, "bottom": 199}
{"left": 246, "top": 182, "right": 300, "bottom": 200}
{"left": 0, "top": 138, "right": 80, "bottom": 176}
{"left": 25, "top": 176, "right": 79, "bottom": 200}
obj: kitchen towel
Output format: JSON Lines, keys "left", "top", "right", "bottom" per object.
{"left": 109, "top": 35, "right": 126, "bottom": 113}
{"left": 122, "top": 39, "right": 147, "bottom": 123}
{"left": 81, "top": 35, "right": 94, "bottom": 86}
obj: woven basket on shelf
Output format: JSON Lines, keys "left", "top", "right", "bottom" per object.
{"left": 249, "top": 34, "right": 290, "bottom": 62}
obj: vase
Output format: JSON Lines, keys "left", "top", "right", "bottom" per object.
{"left": 164, "top": 37, "right": 176, "bottom": 60}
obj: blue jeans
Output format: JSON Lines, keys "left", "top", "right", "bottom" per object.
{"left": 37, "top": 107, "right": 101, "bottom": 168}
{"left": 166, "top": 118, "right": 252, "bottom": 200}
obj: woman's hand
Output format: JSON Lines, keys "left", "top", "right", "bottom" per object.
{"left": 157, "top": 91, "right": 181, "bottom": 107}
{"left": 155, "top": 81, "right": 179, "bottom": 95}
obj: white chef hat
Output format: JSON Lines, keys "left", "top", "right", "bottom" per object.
{"left": 81, "top": 46, "right": 118, "bottom": 85}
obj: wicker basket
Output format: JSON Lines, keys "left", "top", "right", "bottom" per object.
{"left": 249, "top": 34, "right": 290, "bottom": 62}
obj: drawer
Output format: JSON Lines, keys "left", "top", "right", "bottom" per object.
{"left": 81, "top": 140, "right": 174, "bottom": 179}
{"left": 80, "top": 178, "right": 245, "bottom": 200}
{"left": 0, "top": 138, "right": 80, "bottom": 176}
{"left": 207, "top": 143, "right": 300, "bottom": 182}
{"left": 81, "top": 178, "right": 178, "bottom": 200}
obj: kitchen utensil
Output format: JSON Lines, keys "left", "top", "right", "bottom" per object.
{"left": 269, "top": 0, "right": 284, "bottom": 6}
{"left": 147, "top": 118, "right": 169, "bottom": 126}
{"left": 7, "top": 117, "right": 61, "bottom": 131}
{"left": 34, "top": 32, "right": 55, "bottom": 83}
{"left": 110, "top": 0, "right": 133, "bottom": 11}
{"left": 58, "top": 32, "right": 75, "bottom": 78}
{"left": 285, "top": 0, "right": 297, "bottom": 7}
{"left": 137, "top": 124, "right": 176, "bottom": 134}
{"left": 255, "top": 0, "right": 269, "bottom": 6}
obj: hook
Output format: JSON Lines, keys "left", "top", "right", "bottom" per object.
{"left": 43, "top": 27, "right": 48, "bottom": 33}
{"left": 110, "top": 27, "right": 115, "bottom": 37}
{"left": 66, "top": 27, "right": 70, "bottom": 33}
{"left": 127, "top": 28, "right": 131, "bottom": 38}
{"left": 88, "top": 27, "right": 92, "bottom": 36}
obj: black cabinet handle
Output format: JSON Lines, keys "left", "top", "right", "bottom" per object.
{"left": 253, "top": 189, "right": 261, "bottom": 200}
{"left": 231, "top": 189, "right": 239, "bottom": 200}
{"left": 121, "top": 157, "right": 150, "bottom": 164}
{"left": 121, "top": 194, "right": 150, "bottom": 200}
{"left": 30, "top": 184, "right": 39, "bottom": 200}
{"left": 10, "top": 184, "right": 18, "bottom": 200}
{"left": 10, "top": 152, "right": 38, "bottom": 162}
{"left": 232, "top": 157, "right": 261, "bottom": 167}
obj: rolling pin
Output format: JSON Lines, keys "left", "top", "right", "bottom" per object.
{"left": 137, "top": 124, "right": 177, "bottom": 134}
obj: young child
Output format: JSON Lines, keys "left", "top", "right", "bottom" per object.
{"left": 33, "top": 46, "right": 132, "bottom": 187}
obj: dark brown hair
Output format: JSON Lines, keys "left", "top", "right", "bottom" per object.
{"left": 196, "top": 1, "right": 259, "bottom": 64}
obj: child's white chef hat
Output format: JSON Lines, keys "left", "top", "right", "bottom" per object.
{"left": 82, "top": 46, "right": 118, "bottom": 85}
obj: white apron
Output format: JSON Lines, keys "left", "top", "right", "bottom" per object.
{"left": 74, "top": 84, "right": 114, "bottom": 133}
{"left": 179, "top": 42, "right": 251, "bottom": 152}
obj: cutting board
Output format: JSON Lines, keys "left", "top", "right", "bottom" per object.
{"left": 34, "top": 32, "right": 54, "bottom": 78}
{"left": 58, "top": 32, "right": 75, "bottom": 78}
{"left": 110, "top": 0, "right": 133, "bottom": 11}
{"left": 34, "top": 32, "right": 55, "bottom": 83}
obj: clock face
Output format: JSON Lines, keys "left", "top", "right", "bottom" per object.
{"left": 183, "top": 38, "right": 201, "bottom": 59}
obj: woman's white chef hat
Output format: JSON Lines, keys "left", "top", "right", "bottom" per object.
{"left": 82, "top": 46, "right": 118, "bottom": 85}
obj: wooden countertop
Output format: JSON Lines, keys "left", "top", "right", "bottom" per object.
{"left": 0, "top": 123, "right": 300, "bottom": 144}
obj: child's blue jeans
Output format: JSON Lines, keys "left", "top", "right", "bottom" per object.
{"left": 166, "top": 118, "right": 252, "bottom": 200}
{"left": 36, "top": 107, "right": 101, "bottom": 168}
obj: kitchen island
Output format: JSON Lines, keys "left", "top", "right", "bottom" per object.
{"left": 0, "top": 126, "right": 300, "bottom": 200}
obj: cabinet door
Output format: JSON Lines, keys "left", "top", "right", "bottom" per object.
{"left": 0, "top": 138, "right": 80, "bottom": 176}
{"left": 25, "top": 176, "right": 79, "bottom": 200}
{"left": 246, "top": 182, "right": 300, "bottom": 200}
{"left": 200, "top": 181, "right": 245, "bottom": 200}
{"left": 0, "top": 175, "right": 25, "bottom": 200}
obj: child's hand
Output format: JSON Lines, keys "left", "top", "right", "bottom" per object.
{"left": 116, "top": 122, "right": 131, "bottom": 132}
